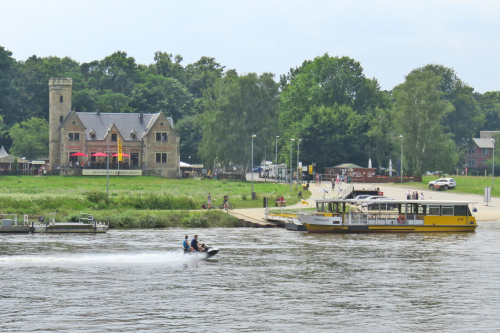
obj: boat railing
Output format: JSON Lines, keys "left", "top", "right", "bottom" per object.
{"left": 0, "top": 214, "right": 19, "bottom": 226}
{"left": 348, "top": 212, "right": 423, "bottom": 225}
{"left": 79, "top": 213, "right": 95, "bottom": 224}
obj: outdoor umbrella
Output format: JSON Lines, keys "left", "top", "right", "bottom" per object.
{"left": 92, "top": 152, "right": 108, "bottom": 157}
{"left": 70, "top": 152, "right": 88, "bottom": 156}
{"left": 112, "top": 153, "right": 130, "bottom": 157}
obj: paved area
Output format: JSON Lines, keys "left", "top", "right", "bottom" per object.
{"left": 238, "top": 173, "right": 499, "bottom": 221}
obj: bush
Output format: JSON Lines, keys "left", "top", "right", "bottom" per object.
{"left": 86, "top": 190, "right": 109, "bottom": 203}
{"left": 182, "top": 215, "right": 209, "bottom": 228}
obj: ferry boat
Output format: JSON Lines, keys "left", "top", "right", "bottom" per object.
{"left": 298, "top": 199, "right": 477, "bottom": 233}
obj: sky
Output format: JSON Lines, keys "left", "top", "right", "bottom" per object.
{"left": 1, "top": 0, "right": 499, "bottom": 93}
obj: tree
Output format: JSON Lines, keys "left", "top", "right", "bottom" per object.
{"left": 278, "top": 54, "right": 389, "bottom": 168}
{"left": 72, "top": 89, "right": 98, "bottom": 112}
{"left": 393, "top": 70, "right": 458, "bottom": 175}
{"left": 176, "top": 116, "right": 202, "bottom": 163}
{"left": 129, "top": 74, "right": 193, "bottom": 119}
{"left": 366, "top": 106, "right": 396, "bottom": 169}
{"left": 97, "top": 90, "right": 129, "bottom": 113}
{"left": 197, "top": 72, "right": 279, "bottom": 166}
{"left": 410, "top": 64, "right": 483, "bottom": 145}
{"left": 154, "top": 51, "right": 185, "bottom": 82}
{"left": 9, "top": 117, "right": 49, "bottom": 159}
{"left": 185, "top": 56, "right": 225, "bottom": 98}
{"left": 0, "top": 46, "right": 21, "bottom": 126}
{"left": 296, "top": 105, "right": 368, "bottom": 171}
{"left": 475, "top": 91, "right": 500, "bottom": 131}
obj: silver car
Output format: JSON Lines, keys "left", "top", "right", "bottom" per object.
{"left": 428, "top": 178, "right": 456, "bottom": 190}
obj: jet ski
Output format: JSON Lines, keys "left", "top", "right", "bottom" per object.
{"left": 182, "top": 243, "right": 219, "bottom": 258}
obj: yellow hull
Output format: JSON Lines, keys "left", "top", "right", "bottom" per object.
{"left": 304, "top": 224, "right": 477, "bottom": 233}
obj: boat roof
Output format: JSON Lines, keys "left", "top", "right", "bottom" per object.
{"left": 314, "top": 199, "right": 478, "bottom": 205}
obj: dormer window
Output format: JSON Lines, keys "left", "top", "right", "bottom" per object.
{"left": 111, "top": 134, "right": 117, "bottom": 142}
{"left": 89, "top": 129, "right": 96, "bottom": 139}
{"left": 130, "top": 129, "right": 137, "bottom": 140}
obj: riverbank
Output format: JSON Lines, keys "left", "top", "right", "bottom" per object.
{"left": 393, "top": 175, "right": 500, "bottom": 196}
{"left": 0, "top": 176, "right": 310, "bottom": 221}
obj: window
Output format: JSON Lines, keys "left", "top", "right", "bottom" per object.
{"left": 427, "top": 205, "right": 440, "bottom": 216}
{"left": 90, "top": 133, "right": 96, "bottom": 139}
{"left": 60, "top": 116, "right": 63, "bottom": 123}
{"left": 467, "top": 149, "right": 475, "bottom": 154}
{"left": 442, "top": 206, "right": 454, "bottom": 216}
{"left": 156, "top": 153, "right": 167, "bottom": 163}
{"left": 68, "top": 133, "right": 80, "bottom": 141}
{"left": 156, "top": 132, "right": 168, "bottom": 142}
{"left": 467, "top": 160, "right": 475, "bottom": 166}
{"left": 60, "top": 96, "right": 63, "bottom": 103}
{"left": 131, "top": 133, "right": 136, "bottom": 139}
{"left": 483, "top": 148, "right": 489, "bottom": 154}
{"left": 454, "top": 205, "right": 470, "bottom": 216}
{"left": 111, "top": 134, "right": 117, "bottom": 142}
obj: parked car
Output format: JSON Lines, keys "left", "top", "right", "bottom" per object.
{"left": 428, "top": 178, "right": 456, "bottom": 190}
{"left": 354, "top": 195, "right": 372, "bottom": 201}
{"left": 361, "top": 196, "right": 396, "bottom": 210}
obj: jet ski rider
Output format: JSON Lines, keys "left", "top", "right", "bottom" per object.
{"left": 183, "top": 235, "right": 193, "bottom": 252}
{"left": 191, "top": 235, "right": 204, "bottom": 252}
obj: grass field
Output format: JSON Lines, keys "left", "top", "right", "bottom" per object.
{"left": 395, "top": 175, "right": 499, "bottom": 196}
{"left": 0, "top": 175, "right": 310, "bottom": 224}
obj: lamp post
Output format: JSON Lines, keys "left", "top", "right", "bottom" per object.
{"left": 107, "top": 128, "right": 110, "bottom": 197}
{"left": 251, "top": 134, "right": 256, "bottom": 199}
{"left": 290, "top": 138, "right": 295, "bottom": 192}
{"left": 275, "top": 135, "right": 279, "bottom": 182}
{"left": 264, "top": 145, "right": 267, "bottom": 181}
{"left": 399, "top": 135, "right": 403, "bottom": 183}
{"left": 296, "top": 139, "right": 301, "bottom": 190}
{"left": 492, "top": 139, "right": 496, "bottom": 190}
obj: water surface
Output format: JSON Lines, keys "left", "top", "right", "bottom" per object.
{"left": 1, "top": 224, "right": 500, "bottom": 332}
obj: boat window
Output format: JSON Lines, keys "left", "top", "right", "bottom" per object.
{"left": 427, "top": 205, "right": 440, "bottom": 216}
{"left": 418, "top": 205, "right": 425, "bottom": 214}
{"left": 442, "top": 206, "right": 454, "bottom": 216}
{"left": 318, "top": 203, "right": 325, "bottom": 212}
{"left": 454, "top": 205, "right": 469, "bottom": 216}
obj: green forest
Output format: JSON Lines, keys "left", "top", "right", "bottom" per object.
{"left": 1, "top": 45, "right": 500, "bottom": 175}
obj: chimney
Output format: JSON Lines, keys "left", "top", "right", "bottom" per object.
{"left": 139, "top": 112, "right": 143, "bottom": 123}
{"left": 96, "top": 109, "right": 100, "bottom": 116}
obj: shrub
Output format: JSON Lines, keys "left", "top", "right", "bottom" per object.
{"left": 182, "top": 215, "right": 209, "bottom": 228}
{"left": 85, "top": 190, "right": 109, "bottom": 203}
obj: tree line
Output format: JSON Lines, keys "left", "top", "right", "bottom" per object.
{"left": 1, "top": 45, "right": 500, "bottom": 174}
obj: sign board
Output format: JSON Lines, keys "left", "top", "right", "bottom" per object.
{"left": 82, "top": 169, "right": 142, "bottom": 176}
{"left": 298, "top": 162, "right": 302, "bottom": 168}
{"left": 302, "top": 166, "right": 308, "bottom": 171}
{"left": 118, "top": 138, "right": 123, "bottom": 162}
{"left": 190, "top": 164, "right": 204, "bottom": 168}
{"left": 485, "top": 187, "right": 491, "bottom": 205}
{"left": 308, "top": 165, "right": 313, "bottom": 173}
{"left": 31, "top": 161, "right": 46, "bottom": 165}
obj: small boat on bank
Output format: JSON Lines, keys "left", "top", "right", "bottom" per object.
{"left": 298, "top": 199, "right": 477, "bottom": 233}
{"left": 0, "top": 214, "right": 31, "bottom": 233}
{"left": 31, "top": 213, "right": 109, "bottom": 233}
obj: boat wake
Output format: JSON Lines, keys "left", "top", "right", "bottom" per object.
{"left": 0, "top": 252, "right": 208, "bottom": 267}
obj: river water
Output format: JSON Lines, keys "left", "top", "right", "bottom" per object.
{"left": 2, "top": 224, "right": 500, "bottom": 332}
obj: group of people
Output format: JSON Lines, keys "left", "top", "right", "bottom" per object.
{"left": 206, "top": 192, "right": 229, "bottom": 209}
{"left": 183, "top": 235, "right": 205, "bottom": 252}
{"left": 406, "top": 190, "right": 424, "bottom": 200}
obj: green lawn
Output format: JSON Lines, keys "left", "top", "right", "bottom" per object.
{"left": 0, "top": 175, "right": 310, "bottom": 218}
{"left": 394, "top": 175, "right": 498, "bottom": 196}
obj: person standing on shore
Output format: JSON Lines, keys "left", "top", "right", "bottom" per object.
{"left": 406, "top": 190, "right": 410, "bottom": 200}
{"left": 207, "top": 192, "right": 212, "bottom": 209}
{"left": 416, "top": 192, "right": 419, "bottom": 200}
{"left": 420, "top": 192, "right": 424, "bottom": 200}
{"left": 332, "top": 179, "right": 335, "bottom": 190}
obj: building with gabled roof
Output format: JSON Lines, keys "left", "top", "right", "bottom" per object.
{"left": 465, "top": 131, "right": 498, "bottom": 169}
{"left": 49, "top": 78, "right": 180, "bottom": 178}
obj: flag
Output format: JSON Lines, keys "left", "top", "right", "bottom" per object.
{"left": 118, "top": 138, "right": 123, "bottom": 162}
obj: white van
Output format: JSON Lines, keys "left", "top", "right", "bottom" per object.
{"left": 268, "top": 164, "right": 287, "bottom": 179}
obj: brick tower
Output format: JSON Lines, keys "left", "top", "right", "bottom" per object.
{"left": 48, "top": 78, "right": 72, "bottom": 168}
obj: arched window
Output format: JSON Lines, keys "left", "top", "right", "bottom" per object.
{"left": 60, "top": 96, "right": 63, "bottom": 103}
